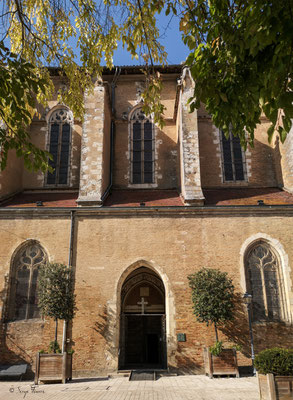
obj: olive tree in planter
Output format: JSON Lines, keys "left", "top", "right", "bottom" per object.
{"left": 34, "top": 262, "right": 76, "bottom": 384}
{"left": 188, "top": 268, "right": 239, "bottom": 378}
{"left": 255, "top": 348, "right": 293, "bottom": 400}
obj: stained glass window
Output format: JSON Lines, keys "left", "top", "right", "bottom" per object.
{"left": 9, "top": 243, "right": 47, "bottom": 321}
{"left": 130, "top": 108, "right": 155, "bottom": 184}
{"left": 221, "top": 129, "right": 246, "bottom": 182}
{"left": 245, "top": 242, "right": 287, "bottom": 322}
{"left": 47, "top": 109, "right": 72, "bottom": 185}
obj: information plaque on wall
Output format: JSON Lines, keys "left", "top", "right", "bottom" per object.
{"left": 177, "top": 333, "right": 186, "bottom": 342}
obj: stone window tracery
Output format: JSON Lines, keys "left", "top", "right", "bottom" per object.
{"left": 47, "top": 108, "right": 73, "bottom": 185}
{"left": 8, "top": 242, "right": 47, "bottom": 321}
{"left": 220, "top": 129, "right": 246, "bottom": 182}
{"left": 245, "top": 242, "right": 288, "bottom": 322}
{"left": 130, "top": 108, "right": 155, "bottom": 184}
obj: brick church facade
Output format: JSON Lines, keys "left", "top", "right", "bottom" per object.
{"left": 0, "top": 65, "right": 293, "bottom": 377}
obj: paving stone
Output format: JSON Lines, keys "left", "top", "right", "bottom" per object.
{"left": 0, "top": 375, "right": 259, "bottom": 400}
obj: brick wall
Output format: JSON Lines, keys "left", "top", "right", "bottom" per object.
{"left": 198, "top": 116, "right": 278, "bottom": 188}
{"left": 0, "top": 71, "right": 289, "bottom": 200}
{"left": 0, "top": 210, "right": 292, "bottom": 375}
{"left": 108, "top": 76, "right": 179, "bottom": 189}
{"left": 0, "top": 151, "right": 23, "bottom": 199}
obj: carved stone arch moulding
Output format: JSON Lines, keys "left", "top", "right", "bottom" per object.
{"left": 116, "top": 260, "right": 166, "bottom": 300}
{"left": 49, "top": 108, "right": 74, "bottom": 124}
{"left": 111, "top": 259, "right": 177, "bottom": 370}
{"left": 45, "top": 105, "right": 73, "bottom": 124}
{"left": 9, "top": 239, "right": 49, "bottom": 270}
{"left": 240, "top": 233, "right": 292, "bottom": 323}
{"left": 129, "top": 106, "right": 153, "bottom": 123}
{"left": 121, "top": 272, "right": 165, "bottom": 301}
{"left": 107, "top": 260, "right": 176, "bottom": 362}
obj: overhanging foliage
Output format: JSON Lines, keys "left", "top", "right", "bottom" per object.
{"left": 0, "top": 41, "right": 52, "bottom": 171}
{"left": 1, "top": 0, "right": 292, "bottom": 170}
{"left": 183, "top": 0, "right": 293, "bottom": 147}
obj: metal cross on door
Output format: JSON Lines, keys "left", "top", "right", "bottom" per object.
{"left": 137, "top": 297, "right": 148, "bottom": 314}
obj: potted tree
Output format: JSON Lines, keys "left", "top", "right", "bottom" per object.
{"left": 34, "top": 262, "right": 76, "bottom": 384}
{"left": 188, "top": 268, "right": 239, "bottom": 378}
{"left": 255, "top": 348, "right": 293, "bottom": 400}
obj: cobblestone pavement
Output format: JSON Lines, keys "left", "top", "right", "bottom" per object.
{"left": 0, "top": 375, "right": 259, "bottom": 400}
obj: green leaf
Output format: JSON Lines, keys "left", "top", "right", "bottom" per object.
{"left": 267, "top": 124, "right": 275, "bottom": 143}
{"left": 278, "top": 126, "right": 287, "bottom": 143}
{"left": 188, "top": 268, "right": 235, "bottom": 340}
{"left": 219, "top": 93, "right": 228, "bottom": 103}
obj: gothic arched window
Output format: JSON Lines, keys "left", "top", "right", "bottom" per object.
{"left": 47, "top": 108, "right": 73, "bottom": 185}
{"left": 220, "top": 129, "right": 246, "bottom": 182}
{"left": 8, "top": 242, "right": 47, "bottom": 321}
{"left": 245, "top": 242, "right": 287, "bottom": 322}
{"left": 130, "top": 108, "right": 155, "bottom": 184}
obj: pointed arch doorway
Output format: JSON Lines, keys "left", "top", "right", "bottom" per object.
{"left": 119, "top": 267, "right": 167, "bottom": 370}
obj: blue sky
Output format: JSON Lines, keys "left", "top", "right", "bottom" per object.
{"left": 3, "top": 8, "right": 189, "bottom": 67}
{"left": 111, "top": 13, "right": 189, "bottom": 66}
{"left": 4, "top": 7, "right": 189, "bottom": 67}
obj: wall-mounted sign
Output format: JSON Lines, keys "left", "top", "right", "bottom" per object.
{"left": 177, "top": 333, "right": 186, "bottom": 342}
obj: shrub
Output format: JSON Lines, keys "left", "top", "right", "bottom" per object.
{"left": 49, "top": 341, "right": 61, "bottom": 354}
{"left": 255, "top": 348, "right": 293, "bottom": 376}
{"left": 209, "top": 341, "right": 224, "bottom": 356}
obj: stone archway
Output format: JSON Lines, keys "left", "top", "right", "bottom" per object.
{"left": 118, "top": 266, "right": 167, "bottom": 370}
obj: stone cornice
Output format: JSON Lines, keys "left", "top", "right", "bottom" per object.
{"left": 0, "top": 205, "right": 292, "bottom": 219}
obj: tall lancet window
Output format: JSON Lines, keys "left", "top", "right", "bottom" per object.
{"left": 47, "top": 108, "right": 73, "bottom": 185}
{"left": 245, "top": 242, "right": 288, "bottom": 322}
{"left": 8, "top": 242, "right": 47, "bottom": 321}
{"left": 220, "top": 129, "right": 246, "bottom": 182}
{"left": 130, "top": 108, "right": 155, "bottom": 184}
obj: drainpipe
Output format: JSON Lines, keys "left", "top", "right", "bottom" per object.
{"left": 101, "top": 67, "right": 121, "bottom": 202}
{"left": 62, "top": 210, "right": 75, "bottom": 353}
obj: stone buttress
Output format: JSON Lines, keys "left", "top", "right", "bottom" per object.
{"left": 179, "top": 68, "right": 204, "bottom": 205}
{"left": 77, "top": 80, "right": 111, "bottom": 206}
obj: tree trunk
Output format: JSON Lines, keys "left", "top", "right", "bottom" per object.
{"left": 214, "top": 323, "right": 218, "bottom": 342}
{"left": 54, "top": 318, "right": 58, "bottom": 353}
{"left": 62, "top": 320, "right": 67, "bottom": 353}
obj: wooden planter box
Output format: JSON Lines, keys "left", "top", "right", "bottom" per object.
{"left": 258, "top": 373, "right": 293, "bottom": 400}
{"left": 34, "top": 353, "right": 72, "bottom": 384}
{"left": 203, "top": 347, "right": 239, "bottom": 378}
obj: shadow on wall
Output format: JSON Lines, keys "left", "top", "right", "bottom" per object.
{"left": 220, "top": 293, "right": 293, "bottom": 361}
{"left": 92, "top": 305, "right": 117, "bottom": 365}
{"left": 248, "top": 138, "right": 283, "bottom": 187}
{"left": 0, "top": 229, "right": 79, "bottom": 381}
{"left": 0, "top": 277, "right": 35, "bottom": 379}
{"left": 219, "top": 292, "right": 253, "bottom": 359}
{"left": 113, "top": 100, "right": 179, "bottom": 190}
{"left": 92, "top": 304, "right": 203, "bottom": 374}
{"left": 199, "top": 130, "right": 284, "bottom": 189}
{"left": 173, "top": 342, "right": 203, "bottom": 375}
